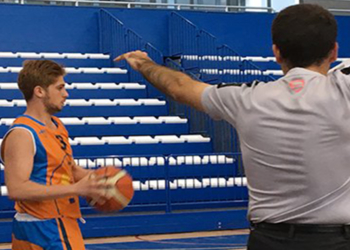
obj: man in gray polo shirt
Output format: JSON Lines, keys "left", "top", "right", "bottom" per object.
{"left": 115, "top": 4, "right": 350, "bottom": 250}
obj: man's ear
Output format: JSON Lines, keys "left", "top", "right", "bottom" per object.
{"left": 33, "top": 86, "right": 46, "bottom": 99}
{"left": 328, "top": 42, "right": 338, "bottom": 63}
{"left": 272, "top": 44, "right": 283, "bottom": 64}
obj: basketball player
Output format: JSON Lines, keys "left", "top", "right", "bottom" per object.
{"left": 116, "top": 4, "right": 350, "bottom": 250}
{"left": 1, "top": 60, "right": 109, "bottom": 250}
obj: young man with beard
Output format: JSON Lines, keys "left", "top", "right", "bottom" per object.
{"left": 1, "top": 60, "right": 108, "bottom": 250}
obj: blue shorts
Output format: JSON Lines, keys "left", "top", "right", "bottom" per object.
{"left": 12, "top": 213, "right": 85, "bottom": 250}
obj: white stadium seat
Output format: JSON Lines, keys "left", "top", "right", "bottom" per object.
{"left": 102, "top": 68, "right": 128, "bottom": 74}
{"left": 148, "top": 157, "right": 165, "bottom": 166}
{"left": 154, "top": 135, "right": 185, "bottom": 144}
{"left": 80, "top": 67, "right": 103, "bottom": 73}
{"left": 65, "top": 67, "right": 83, "bottom": 74}
{"left": 65, "top": 99, "right": 91, "bottom": 106}
{"left": 0, "top": 83, "right": 18, "bottom": 89}
{"left": 91, "top": 99, "right": 118, "bottom": 106}
{"left": 129, "top": 136, "right": 158, "bottom": 144}
{"left": 134, "top": 116, "right": 162, "bottom": 124}
{"left": 0, "top": 100, "right": 14, "bottom": 107}
{"left": 82, "top": 117, "right": 111, "bottom": 125}
{"left": 102, "top": 136, "right": 131, "bottom": 145}
{"left": 0, "top": 118, "right": 15, "bottom": 125}
{"left": 71, "top": 83, "right": 99, "bottom": 89}
{"left": 180, "top": 135, "right": 210, "bottom": 143}
{"left": 16, "top": 52, "right": 41, "bottom": 58}
{"left": 159, "top": 116, "right": 187, "bottom": 124}
{"left": 68, "top": 138, "right": 78, "bottom": 146}
{"left": 119, "top": 83, "right": 146, "bottom": 89}
{"left": 13, "top": 100, "right": 26, "bottom": 107}
{"left": 117, "top": 99, "right": 140, "bottom": 106}
{"left": 96, "top": 83, "right": 121, "bottom": 89}
{"left": 85, "top": 53, "right": 110, "bottom": 59}
{"left": 264, "top": 70, "right": 283, "bottom": 76}
{"left": 63, "top": 53, "right": 88, "bottom": 59}
{"left": 107, "top": 117, "right": 136, "bottom": 124}
{"left": 139, "top": 99, "right": 166, "bottom": 106}
{"left": 7, "top": 67, "right": 22, "bottom": 73}
{"left": 39, "top": 53, "right": 65, "bottom": 59}
{"left": 75, "top": 137, "right": 105, "bottom": 145}
{"left": 0, "top": 68, "right": 10, "bottom": 73}
{"left": 0, "top": 52, "right": 17, "bottom": 58}
{"left": 60, "top": 117, "right": 85, "bottom": 125}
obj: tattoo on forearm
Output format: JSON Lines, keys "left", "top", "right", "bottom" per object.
{"left": 139, "top": 61, "right": 183, "bottom": 96}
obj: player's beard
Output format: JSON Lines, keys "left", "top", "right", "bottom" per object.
{"left": 43, "top": 95, "right": 63, "bottom": 115}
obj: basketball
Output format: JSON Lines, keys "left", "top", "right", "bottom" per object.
{"left": 87, "top": 166, "right": 134, "bottom": 212}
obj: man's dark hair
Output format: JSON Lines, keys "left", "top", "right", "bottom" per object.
{"left": 272, "top": 4, "right": 337, "bottom": 68}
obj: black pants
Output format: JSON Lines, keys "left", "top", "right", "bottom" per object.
{"left": 248, "top": 223, "right": 350, "bottom": 250}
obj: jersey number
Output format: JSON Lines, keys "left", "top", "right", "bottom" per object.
{"left": 56, "top": 135, "right": 67, "bottom": 150}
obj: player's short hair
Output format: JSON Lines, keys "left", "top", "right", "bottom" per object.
{"left": 18, "top": 60, "right": 66, "bottom": 101}
{"left": 272, "top": 4, "right": 337, "bottom": 68}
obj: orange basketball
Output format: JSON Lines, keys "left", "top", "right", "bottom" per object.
{"left": 87, "top": 166, "right": 134, "bottom": 212}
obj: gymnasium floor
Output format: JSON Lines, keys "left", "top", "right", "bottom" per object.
{"left": 0, "top": 229, "right": 249, "bottom": 250}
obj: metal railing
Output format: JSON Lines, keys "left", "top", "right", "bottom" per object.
{"left": 169, "top": 11, "right": 275, "bottom": 84}
{"left": 1, "top": 0, "right": 275, "bottom": 12}
{"left": 99, "top": 8, "right": 253, "bottom": 153}
{"left": 99, "top": 8, "right": 163, "bottom": 84}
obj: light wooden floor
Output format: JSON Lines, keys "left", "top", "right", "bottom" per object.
{"left": 0, "top": 229, "right": 249, "bottom": 249}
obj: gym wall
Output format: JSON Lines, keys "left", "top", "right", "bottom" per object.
{"left": 0, "top": 3, "right": 349, "bottom": 57}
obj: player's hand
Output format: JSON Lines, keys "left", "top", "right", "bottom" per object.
{"left": 73, "top": 172, "right": 110, "bottom": 204}
{"left": 114, "top": 50, "right": 153, "bottom": 71}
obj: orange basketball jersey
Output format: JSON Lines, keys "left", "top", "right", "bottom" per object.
{"left": 1, "top": 115, "right": 81, "bottom": 219}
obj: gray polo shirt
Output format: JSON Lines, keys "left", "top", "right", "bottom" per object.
{"left": 202, "top": 67, "right": 350, "bottom": 224}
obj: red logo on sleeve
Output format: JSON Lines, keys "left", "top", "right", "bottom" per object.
{"left": 289, "top": 79, "right": 305, "bottom": 93}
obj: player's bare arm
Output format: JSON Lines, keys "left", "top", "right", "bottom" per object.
{"left": 115, "top": 50, "right": 210, "bottom": 111}
{"left": 72, "top": 161, "right": 92, "bottom": 182}
{"left": 3, "top": 129, "right": 107, "bottom": 201}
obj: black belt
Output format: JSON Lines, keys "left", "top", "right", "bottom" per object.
{"left": 251, "top": 222, "right": 350, "bottom": 234}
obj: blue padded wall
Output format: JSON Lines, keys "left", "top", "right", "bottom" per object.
{"left": 179, "top": 11, "right": 350, "bottom": 57}
{"left": 0, "top": 4, "right": 100, "bottom": 53}
{"left": 179, "top": 11, "right": 274, "bottom": 57}
{"left": 107, "top": 8, "right": 170, "bottom": 55}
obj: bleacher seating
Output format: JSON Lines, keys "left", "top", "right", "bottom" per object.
{"left": 0, "top": 7, "right": 250, "bottom": 241}
{"left": 0, "top": 51, "right": 247, "bottom": 226}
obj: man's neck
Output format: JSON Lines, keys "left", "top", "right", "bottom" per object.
{"left": 281, "top": 62, "right": 331, "bottom": 76}
{"left": 305, "top": 64, "right": 330, "bottom": 76}
{"left": 24, "top": 105, "right": 55, "bottom": 129}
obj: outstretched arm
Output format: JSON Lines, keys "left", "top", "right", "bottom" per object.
{"left": 115, "top": 51, "right": 210, "bottom": 111}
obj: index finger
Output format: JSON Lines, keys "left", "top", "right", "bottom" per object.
{"left": 114, "top": 53, "right": 127, "bottom": 62}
